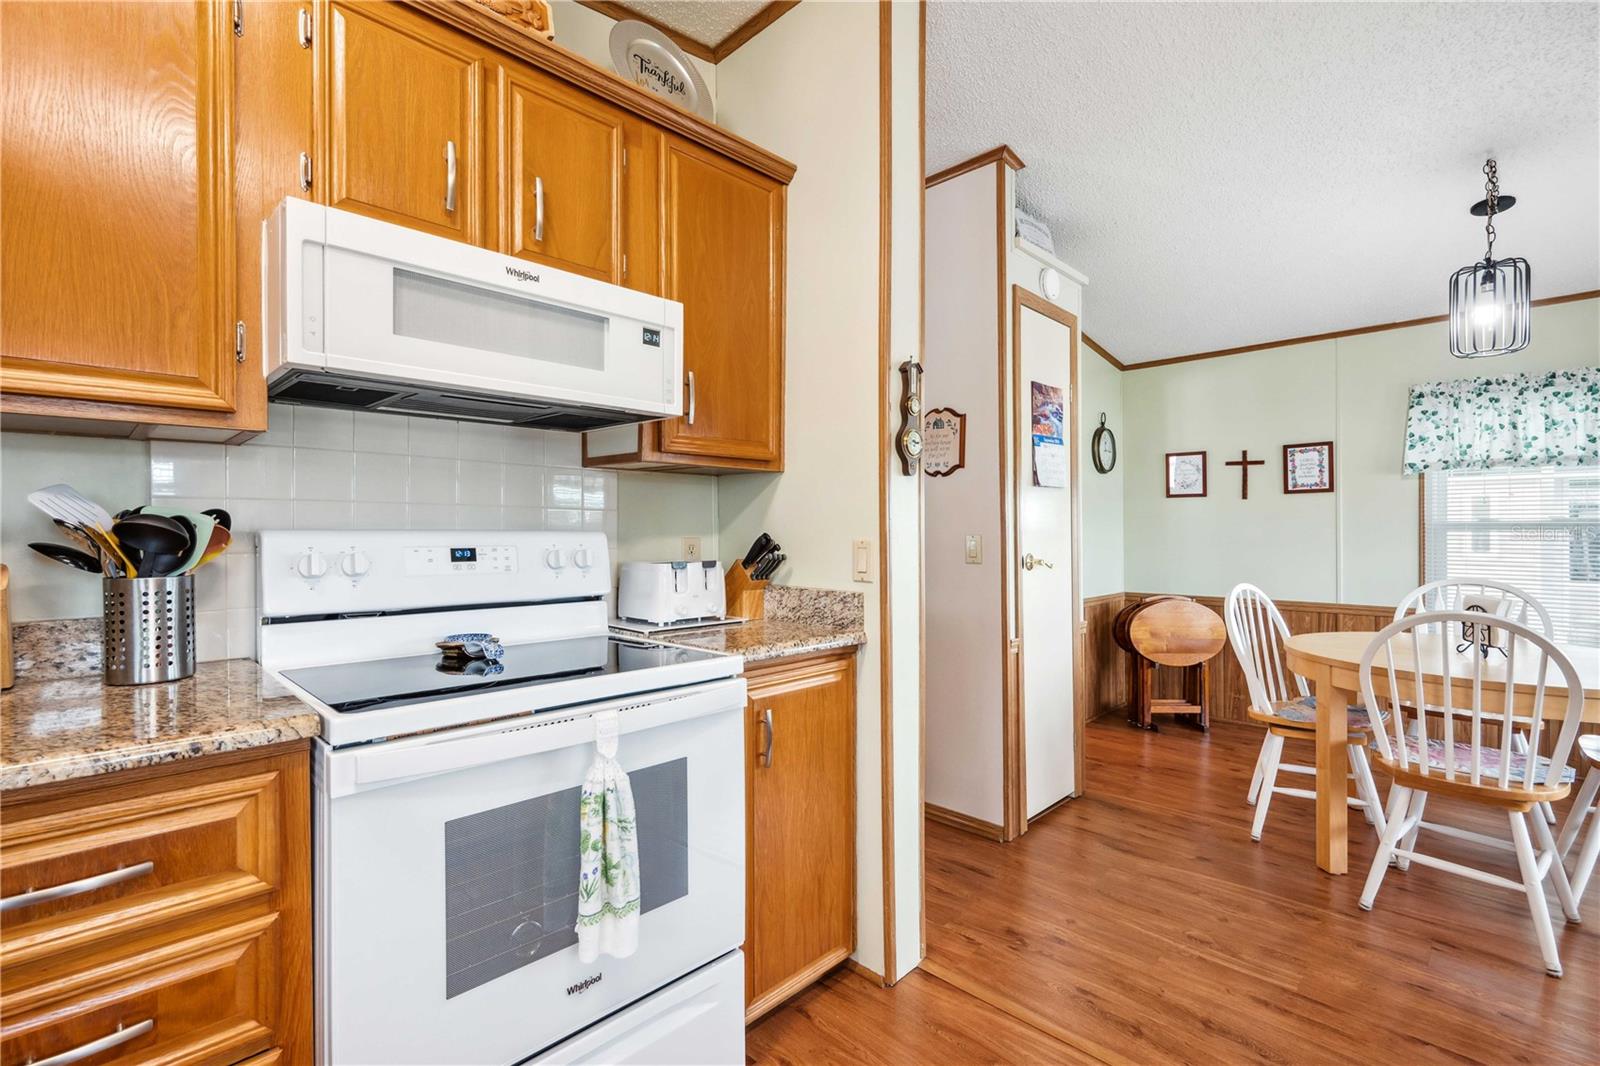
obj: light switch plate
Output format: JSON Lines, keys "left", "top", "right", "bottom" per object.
{"left": 681, "top": 536, "right": 703, "bottom": 562}
{"left": 964, "top": 534, "right": 982, "bottom": 564}
{"left": 852, "top": 538, "right": 872, "bottom": 582}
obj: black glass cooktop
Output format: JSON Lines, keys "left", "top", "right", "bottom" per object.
{"left": 281, "top": 636, "right": 722, "bottom": 714}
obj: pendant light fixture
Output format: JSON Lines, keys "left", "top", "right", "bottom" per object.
{"left": 1448, "top": 157, "right": 1531, "bottom": 358}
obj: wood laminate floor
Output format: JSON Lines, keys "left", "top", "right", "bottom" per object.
{"left": 750, "top": 719, "right": 1598, "bottom": 1065}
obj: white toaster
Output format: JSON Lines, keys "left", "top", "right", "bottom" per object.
{"left": 617, "top": 561, "right": 725, "bottom": 624}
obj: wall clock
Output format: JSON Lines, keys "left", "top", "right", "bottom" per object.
{"left": 1091, "top": 413, "right": 1117, "bottom": 474}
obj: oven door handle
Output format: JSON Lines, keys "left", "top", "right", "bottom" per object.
{"left": 345, "top": 681, "right": 743, "bottom": 789}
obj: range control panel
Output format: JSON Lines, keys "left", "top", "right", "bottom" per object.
{"left": 258, "top": 530, "right": 609, "bottom": 618}
{"left": 405, "top": 544, "right": 519, "bottom": 576}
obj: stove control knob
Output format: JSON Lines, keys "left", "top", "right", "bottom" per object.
{"left": 339, "top": 549, "right": 372, "bottom": 578}
{"left": 295, "top": 549, "right": 329, "bottom": 581}
{"left": 573, "top": 547, "right": 594, "bottom": 571}
{"left": 545, "top": 548, "right": 566, "bottom": 571}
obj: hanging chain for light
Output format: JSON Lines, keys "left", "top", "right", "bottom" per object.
{"left": 1482, "top": 158, "right": 1498, "bottom": 261}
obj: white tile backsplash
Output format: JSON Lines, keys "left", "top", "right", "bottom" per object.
{"left": 150, "top": 442, "right": 227, "bottom": 499}
{"left": 292, "top": 448, "right": 355, "bottom": 500}
{"left": 292, "top": 406, "right": 354, "bottom": 450}
{"left": 407, "top": 416, "right": 457, "bottom": 457}
{"left": 4, "top": 403, "right": 628, "bottom": 656}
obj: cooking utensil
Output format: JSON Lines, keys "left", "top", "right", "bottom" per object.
{"left": 28, "top": 542, "right": 104, "bottom": 573}
{"left": 27, "top": 483, "right": 116, "bottom": 532}
{"left": 52, "top": 519, "right": 101, "bottom": 559}
{"left": 192, "top": 525, "right": 232, "bottom": 570}
{"left": 112, "top": 514, "right": 191, "bottom": 578}
{"left": 145, "top": 507, "right": 214, "bottom": 574}
{"left": 202, "top": 507, "right": 232, "bottom": 530}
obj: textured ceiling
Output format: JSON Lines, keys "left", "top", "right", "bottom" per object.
{"left": 927, "top": 2, "right": 1600, "bottom": 363}
{"left": 616, "top": 1, "right": 770, "bottom": 47}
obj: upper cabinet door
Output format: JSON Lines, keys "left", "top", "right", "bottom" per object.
{"left": 326, "top": 2, "right": 483, "bottom": 243}
{"left": 500, "top": 68, "right": 625, "bottom": 282}
{"left": 0, "top": 0, "right": 236, "bottom": 413}
{"left": 659, "top": 138, "right": 785, "bottom": 466}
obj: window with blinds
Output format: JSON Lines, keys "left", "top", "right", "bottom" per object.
{"left": 1422, "top": 467, "right": 1600, "bottom": 648}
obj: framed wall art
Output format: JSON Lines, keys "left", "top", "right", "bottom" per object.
{"left": 922, "top": 407, "right": 966, "bottom": 477}
{"left": 1282, "top": 440, "right": 1334, "bottom": 494}
{"left": 1165, "top": 450, "right": 1207, "bottom": 498}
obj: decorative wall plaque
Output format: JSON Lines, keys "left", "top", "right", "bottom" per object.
{"left": 922, "top": 407, "right": 966, "bottom": 477}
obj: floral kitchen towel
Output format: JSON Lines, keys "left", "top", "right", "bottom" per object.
{"left": 576, "top": 710, "right": 640, "bottom": 963}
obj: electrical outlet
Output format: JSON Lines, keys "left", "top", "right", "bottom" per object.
{"left": 964, "top": 534, "right": 983, "bottom": 564}
{"left": 681, "top": 536, "right": 703, "bottom": 562}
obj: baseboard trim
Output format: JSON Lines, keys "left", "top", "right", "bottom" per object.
{"left": 919, "top": 956, "right": 1129, "bottom": 1066}
{"left": 841, "top": 957, "right": 886, "bottom": 986}
{"left": 745, "top": 946, "right": 853, "bottom": 1025}
{"left": 925, "top": 802, "right": 1005, "bottom": 841}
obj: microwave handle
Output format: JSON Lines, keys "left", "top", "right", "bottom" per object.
{"left": 444, "top": 140, "right": 458, "bottom": 213}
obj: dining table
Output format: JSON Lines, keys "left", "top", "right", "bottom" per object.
{"left": 1282, "top": 630, "right": 1600, "bottom": 875}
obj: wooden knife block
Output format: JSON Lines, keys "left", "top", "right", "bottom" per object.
{"left": 724, "top": 562, "right": 768, "bottom": 620}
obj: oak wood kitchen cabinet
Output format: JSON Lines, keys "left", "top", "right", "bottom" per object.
{"left": 0, "top": 745, "right": 312, "bottom": 1064}
{"left": 1, "top": 0, "right": 793, "bottom": 460}
{"left": 324, "top": 0, "right": 488, "bottom": 245}
{"left": 743, "top": 649, "right": 856, "bottom": 1021}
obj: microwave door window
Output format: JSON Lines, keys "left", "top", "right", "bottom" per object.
{"left": 393, "top": 268, "right": 606, "bottom": 371}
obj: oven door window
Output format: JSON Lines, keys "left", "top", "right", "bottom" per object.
{"left": 443, "top": 758, "right": 689, "bottom": 999}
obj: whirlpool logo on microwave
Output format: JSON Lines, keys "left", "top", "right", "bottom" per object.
{"left": 504, "top": 265, "right": 541, "bottom": 284}
{"left": 566, "top": 974, "right": 602, "bottom": 996}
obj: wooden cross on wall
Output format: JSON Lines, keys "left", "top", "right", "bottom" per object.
{"left": 1225, "top": 449, "right": 1265, "bottom": 499}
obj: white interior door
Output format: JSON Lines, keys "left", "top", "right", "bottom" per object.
{"left": 1016, "top": 299, "right": 1076, "bottom": 817}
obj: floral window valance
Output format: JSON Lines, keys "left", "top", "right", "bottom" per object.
{"left": 1403, "top": 367, "right": 1599, "bottom": 475}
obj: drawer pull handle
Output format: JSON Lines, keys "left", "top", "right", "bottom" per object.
{"left": 1, "top": 861, "right": 154, "bottom": 913}
{"left": 760, "top": 708, "right": 774, "bottom": 766}
{"left": 534, "top": 175, "right": 545, "bottom": 241}
{"left": 26, "top": 1018, "right": 152, "bottom": 1065}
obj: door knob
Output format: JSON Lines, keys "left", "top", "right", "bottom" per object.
{"left": 1022, "top": 553, "right": 1054, "bottom": 571}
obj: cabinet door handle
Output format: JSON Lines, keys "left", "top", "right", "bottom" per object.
{"left": 26, "top": 1018, "right": 153, "bottom": 1066}
{"left": 686, "top": 370, "right": 696, "bottom": 426}
{"left": 1, "top": 861, "right": 154, "bottom": 913}
{"left": 444, "top": 139, "right": 458, "bottom": 213}
{"left": 760, "top": 708, "right": 774, "bottom": 766}
{"left": 534, "top": 175, "right": 545, "bottom": 241}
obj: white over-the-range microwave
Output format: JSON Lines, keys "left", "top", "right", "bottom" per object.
{"left": 263, "top": 197, "right": 684, "bottom": 430}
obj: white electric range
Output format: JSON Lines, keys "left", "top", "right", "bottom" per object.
{"left": 257, "top": 530, "right": 746, "bottom": 1066}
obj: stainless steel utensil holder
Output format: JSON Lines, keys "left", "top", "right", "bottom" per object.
{"left": 103, "top": 575, "right": 195, "bottom": 685}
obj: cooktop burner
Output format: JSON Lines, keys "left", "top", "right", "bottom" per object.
{"left": 281, "top": 635, "right": 722, "bottom": 714}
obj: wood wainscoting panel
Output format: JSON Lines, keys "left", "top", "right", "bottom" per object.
{"left": 1082, "top": 593, "right": 1396, "bottom": 727}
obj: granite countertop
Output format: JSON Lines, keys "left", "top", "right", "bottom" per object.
{"left": 1, "top": 659, "right": 320, "bottom": 791}
{"left": 621, "top": 584, "right": 867, "bottom": 664}
{"left": 644, "top": 617, "right": 867, "bottom": 663}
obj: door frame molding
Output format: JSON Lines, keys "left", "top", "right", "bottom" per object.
{"left": 1003, "top": 286, "right": 1081, "bottom": 838}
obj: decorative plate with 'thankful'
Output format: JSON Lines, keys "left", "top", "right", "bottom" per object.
{"left": 608, "top": 20, "right": 712, "bottom": 120}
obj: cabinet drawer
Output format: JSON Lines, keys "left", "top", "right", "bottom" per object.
{"left": 1, "top": 769, "right": 287, "bottom": 967}
{"left": 0, "top": 912, "right": 281, "bottom": 1066}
